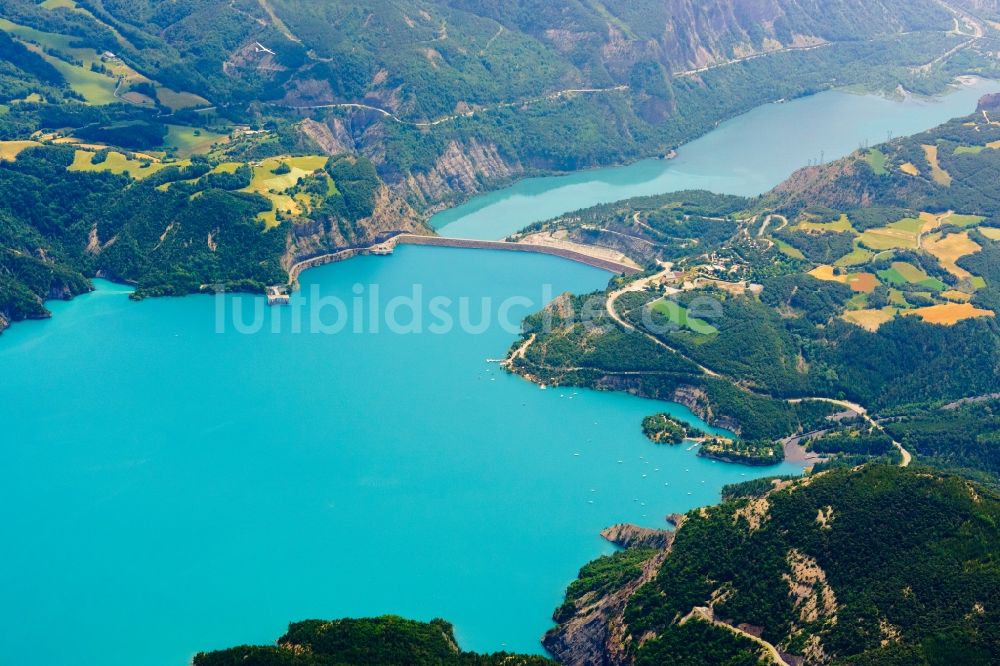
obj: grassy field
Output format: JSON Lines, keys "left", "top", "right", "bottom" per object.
{"left": 0, "top": 140, "right": 40, "bottom": 160}
{"left": 908, "top": 303, "right": 994, "bottom": 325}
{"left": 0, "top": 18, "right": 125, "bottom": 104}
{"left": 834, "top": 245, "right": 874, "bottom": 267}
{"left": 857, "top": 216, "right": 924, "bottom": 250}
{"left": 899, "top": 162, "right": 920, "bottom": 176}
{"left": 156, "top": 87, "right": 210, "bottom": 111}
{"left": 876, "top": 261, "right": 946, "bottom": 291}
{"left": 923, "top": 232, "right": 981, "bottom": 281}
{"left": 944, "top": 213, "right": 985, "bottom": 227}
{"left": 241, "top": 155, "right": 330, "bottom": 229}
{"left": 953, "top": 140, "right": 1000, "bottom": 155}
{"left": 864, "top": 148, "right": 888, "bottom": 175}
{"left": 774, "top": 238, "right": 805, "bottom": 259}
{"left": 797, "top": 213, "right": 855, "bottom": 233}
{"left": 842, "top": 307, "right": 897, "bottom": 331}
{"left": 163, "top": 125, "right": 230, "bottom": 157}
{"left": 921, "top": 144, "right": 951, "bottom": 186}
{"left": 981, "top": 227, "right": 1000, "bottom": 241}
{"left": 68, "top": 150, "right": 177, "bottom": 179}
{"left": 650, "top": 299, "right": 719, "bottom": 335}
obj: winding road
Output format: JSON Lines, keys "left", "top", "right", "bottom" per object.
{"left": 604, "top": 265, "right": 721, "bottom": 378}
{"left": 598, "top": 270, "right": 913, "bottom": 466}
{"left": 787, "top": 398, "right": 911, "bottom": 466}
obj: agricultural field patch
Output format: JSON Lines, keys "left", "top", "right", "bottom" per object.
{"left": 797, "top": 213, "right": 855, "bottom": 234}
{"left": 0, "top": 18, "right": 144, "bottom": 105}
{"left": 876, "top": 261, "right": 946, "bottom": 291}
{"left": 68, "top": 150, "right": 176, "bottom": 179}
{"left": 241, "top": 155, "right": 330, "bottom": 229}
{"left": 899, "top": 162, "right": 919, "bottom": 176}
{"left": 858, "top": 225, "right": 918, "bottom": 251}
{"left": 834, "top": 245, "right": 873, "bottom": 267}
{"left": 980, "top": 227, "right": 1000, "bottom": 241}
{"left": 922, "top": 232, "right": 981, "bottom": 281}
{"left": 156, "top": 88, "right": 210, "bottom": 111}
{"left": 864, "top": 149, "right": 888, "bottom": 175}
{"left": 842, "top": 307, "right": 897, "bottom": 332}
{"left": 808, "top": 265, "right": 879, "bottom": 293}
{"left": 162, "top": 125, "right": 230, "bottom": 158}
{"left": 650, "top": 299, "right": 719, "bottom": 335}
{"left": 943, "top": 213, "right": 985, "bottom": 228}
{"left": 774, "top": 238, "right": 805, "bottom": 259}
{"left": 845, "top": 293, "right": 868, "bottom": 310}
{"left": 941, "top": 289, "right": 972, "bottom": 302}
{"left": 953, "top": 140, "right": 1000, "bottom": 155}
{"left": 921, "top": 144, "right": 951, "bottom": 186}
{"left": 888, "top": 289, "right": 910, "bottom": 307}
{"left": 907, "top": 303, "right": 995, "bottom": 325}
{"left": 0, "top": 140, "right": 40, "bottom": 160}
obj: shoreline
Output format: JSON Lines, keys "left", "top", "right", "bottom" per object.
{"left": 284, "top": 232, "right": 641, "bottom": 289}
{"left": 427, "top": 74, "right": 996, "bottom": 238}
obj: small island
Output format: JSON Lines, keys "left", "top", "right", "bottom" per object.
{"left": 642, "top": 413, "right": 783, "bottom": 465}
{"left": 641, "top": 413, "right": 706, "bottom": 444}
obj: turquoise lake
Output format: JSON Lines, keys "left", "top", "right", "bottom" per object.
{"left": 432, "top": 78, "right": 1000, "bottom": 239}
{"left": 2, "top": 79, "right": 998, "bottom": 665}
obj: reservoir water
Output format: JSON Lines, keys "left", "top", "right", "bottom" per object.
{"left": 432, "top": 78, "right": 1000, "bottom": 239}
{"left": 1, "top": 80, "right": 997, "bottom": 665}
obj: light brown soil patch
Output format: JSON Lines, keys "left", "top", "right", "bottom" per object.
{"left": 923, "top": 232, "right": 981, "bottom": 280}
{"left": 908, "top": 302, "right": 994, "bottom": 325}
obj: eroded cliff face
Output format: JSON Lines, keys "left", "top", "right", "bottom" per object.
{"left": 299, "top": 117, "right": 522, "bottom": 211}
{"left": 282, "top": 184, "right": 428, "bottom": 269}
{"left": 544, "top": 526, "right": 675, "bottom": 666}
{"left": 404, "top": 139, "right": 523, "bottom": 209}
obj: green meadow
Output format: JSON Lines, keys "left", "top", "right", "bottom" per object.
{"left": 163, "top": 125, "right": 230, "bottom": 157}
{"left": 650, "top": 299, "right": 719, "bottom": 336}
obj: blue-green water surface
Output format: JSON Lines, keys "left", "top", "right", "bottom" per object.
{"left": 6, "top": 79, "right": 999, "bottom": 665}
{"left": 432, "top": 78, "right": 1000, "bottom": 239}
{"left": 0, "top": 248, "right": 799, "bottom": 665}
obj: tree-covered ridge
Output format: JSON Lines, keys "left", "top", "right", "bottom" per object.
{"left": 193, "top": 616, "right": 552, "bottom": 666}
{"left": 506, "top": 104, "right": 1000, "bottom": 482}
{"left": 548, "top": 465, "right": 1000, "bottom": 666}
{"left": 0, "top": 139, "right": 402, "bottom": 329}
{"left": 1, "top": 0, "right": 997, "bottom": 210}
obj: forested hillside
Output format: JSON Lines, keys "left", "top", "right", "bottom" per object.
{"left": 0, "top": 142, "right": 422, "bottom": 330}
{"left": 1, "top": 0, "right": 997, "bottom": 206}
{"left": 508, "top": 102, "right": 1000, "bottom": 474}
{"left": 548, "top": 465, "right": 1000, "bottom": 666}
{"left": 192, "top": 616, "right": 552, "bottom": 666}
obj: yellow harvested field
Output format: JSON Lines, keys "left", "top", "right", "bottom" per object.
{"left": 923, "top": 232, "right": 981, "bottom": 281}
{"left": 907, "top": 303, "right": 994, "bottom": 325}
{"left": 0, "top": 140, "right": 40, "bottom": 160}
{"left": 809, "top": 265, "right": 838, "bottom": 281}
{"left": 981, "top": 227, "right": 1000, "bottom": 241}
{"left": 922, "top": 144, "right": 951, "bottom": 186}
{"left": 900, "top": 162, "right": 919, "bottom": 176}
{"left": 941, "top": 290, "right": 972, "bottom": 302}
{"left": 842, "top": 308, "right": 897, "bottom": 332}
{"left": 808, "top": 265, "right": 878, "bottom": 293}
{"left": 918, "top": 211, "right": 946, "bottom": 235}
